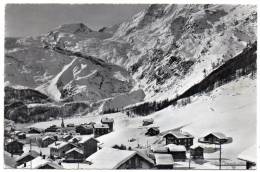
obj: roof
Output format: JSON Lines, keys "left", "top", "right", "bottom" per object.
{"left": 86, "top": 147, "right": 153, "bottom": 169}
{"left": 17, "top": 132, "right": 26, "bottom": 136}
{"left": 16, "top": 150, "right": 39, "bottom": 162}
{"left": 165, "top": 144, "right": 186, "bottom": 152}
{"left": 48, "top": 141, "right": 71, "bottom": 149}
{"left": 205, "top": 132, "right": 227, "bottom": 139}
{"left": 190, "top": 144, "right": 204, "bottom": 149}
{"left": 238, "top": 145, "right": 256, "bottom": 164}
{"left": 148, "top": 127, "right": 160, "bottom": 131}
{"left": 93, "top": 124, "right": 109, "bottom": 129}
{"left": 29, "top": 127, "right": 42, "bottom": 132}
{"left": 17, "top": 156, "right": 62, "bottom": 169}
{"left": 42, "top": 136, "right": 55, "bottom": 141}
{"left": 151, "top": 145, "right": 168, "bottom": 153}
{"left": 78, "top": 135, "right": 98, "bottom": 144}
{"left": 65, "top": 148, "right": 84, "bottom": 155}
{"left": 143, "top": 118, "right": 154, "bottom": 123}
{"left": 5, "top": 140, "right": 24, "bottom": 146}
{"left": 163, "top": 130, "right": 193, "bottom": 139}
{"left": 101, "top": 117, "right": 114, "bottom": 123}
{"left": 154, "top": 154, "right": 174, "bottom": 166}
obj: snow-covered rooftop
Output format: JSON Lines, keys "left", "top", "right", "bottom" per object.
{"left": 48, "top": 141, "right": 70, "bottom": 149}
{"left": 15, "top": 150, "right": 39, "bottom": 162}
{"left": 101, "top": 117, "right": 114, "bottom": 123}
{"left": 154, "top": 153, "right": 174, "bottom": 166}
{"left": 164, "top": 130, "right": 193, "bottom": 139}
{"left": 86, "top": 147, "right": 153, "bottom": 169}
{"left": 65, "top": 148, "right": 83, "bottom": 155}
{"left": 42, "top": 135, "right": 55, "bottom": 141}
{"left": 165, "top": 144, "right": 186, "bottom": 152}
{"left": 17, "top": 156, "right": 62, "bottom": 169}
{"left": 93, "top": 124, "right": 109, "bottom": 129}
{"left": 238, "top": 144, "right": 256, "bottom": 163}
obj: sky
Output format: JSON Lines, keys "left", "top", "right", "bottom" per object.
{"left": 5, "top": 4, "right": 148, "bottom": 37}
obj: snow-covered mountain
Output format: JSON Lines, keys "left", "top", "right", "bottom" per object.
{"left": 4, "top": 4, "right": 257, "bottom": 122}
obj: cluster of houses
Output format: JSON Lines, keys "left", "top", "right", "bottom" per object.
{"left": 4, "top": 116, "right": 255, "bottom": 170}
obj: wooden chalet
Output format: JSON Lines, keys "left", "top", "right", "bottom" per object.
{"left": 76, "top": 124, "right": 93, "bottom": 135}
{"left": 101, "top": 117, "right": 114, "bottom": 132}
{"left": 165, "top": 144, "right": 186, "bottom": 161}
{"left": 78, "top": 136, "right": 99, "bottom": 158}
{"left": 15, "top": 150, "right": 39, "bottom": 166}
{"left": 190, "top": 145, "right": 204, "bottom": 159}
{"left": 5, "top": 140, "right": 24, "bottom": 155}
{"left": 143, "top": 118, "right": 154, "bottom": 126}
{"left": 93, "top": 124, "right": 110, "bottom": 138}
{"left": 86, "top": 147, "right": 154, "bottom": 169}
{"left": 145, "top": 127, "right": 160, "bottom": 136}
{"left": 199, "top": 132, "right": 229, "bottom": 144}
{"left": 28, "top": 127, "right": 42, "bottom": 134}
{"left": 64, "top": 148, "right": 84, "bottom": 163}
{"left": 49, "top": 141, "right": 76, "bottom": 158}
{"left": 163, "top": 130, "right": 194, "bottom": 149}
{"left": 41, "top": 136, "right": 56, "bottom": 147}
{"left": 154, "top": 153, "right": 174, "bottom": 169}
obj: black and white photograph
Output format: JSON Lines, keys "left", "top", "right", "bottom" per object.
{"left": 3, "top": 1, "right": 257, "bottom": 170}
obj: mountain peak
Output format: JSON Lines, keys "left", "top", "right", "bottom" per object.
{"left": 54, "top": 22, "right": 93, "bottom": 34}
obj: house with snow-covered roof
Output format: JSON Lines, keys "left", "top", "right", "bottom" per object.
{"left": 17, "top": 156, "right": 63, "bottom": 169}
{"left": 64, "top": 148, "right": 84, "bottom": 163}
{"left": 41, "top": 135, "right": 56, "bottom": 147}
{"left": 163, "top": 130, "right": 194, "bottom": 149}
{"left": 85, "top": 147, "right": 154, "bottom": 169}
{"left": 49, "top": 141, "right": 76, "bottom": 158}
{"left": 198, "top": 132, "right": 231, "bottom": 144}
{"left": 93, "top": 124, "right": 110, "bottom": 138}
{"left": 15, "top": 150, "right": 39, "bottom": 167}
{"left": 165, "top": 144, "right": 186, "bottom": 161}
{"left": 190, "top": 144, "right": 204, "bottom": 159}
{"left": 101, "top": 117, "right": 114, "bottom": 132}
{"left": 154, "top": 153, "right": 174, "bottom": 169}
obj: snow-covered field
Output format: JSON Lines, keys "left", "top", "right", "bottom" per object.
{"left": 29, "top": 76, "right": 256, "bottom": 162}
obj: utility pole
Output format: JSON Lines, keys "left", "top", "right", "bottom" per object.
{"left": 219, "top": 143, "right": 222, "bottom": 170}
{"left": 189, "top": 150, "right": 191, "bottom": 169}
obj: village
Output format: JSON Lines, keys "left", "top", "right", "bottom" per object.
{"left": 4, "top": 115, "right": 255, "bottom": 170}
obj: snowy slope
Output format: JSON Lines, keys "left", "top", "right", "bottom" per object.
{"left": 29, "top": 75, "right": 256, "bottom": 160}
